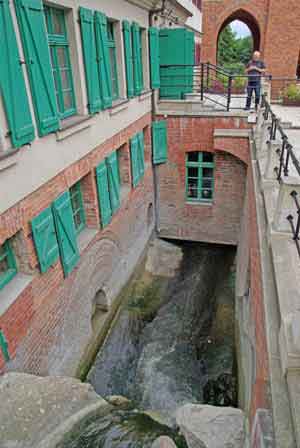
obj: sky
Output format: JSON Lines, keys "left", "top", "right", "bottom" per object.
{"left": 230, "top": 20, "right": 251, "bottom": 38}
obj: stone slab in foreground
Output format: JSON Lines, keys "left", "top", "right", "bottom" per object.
{"left": 0, "top": 372, "right": 112, "bottom": 448}
{"left": 176, "top": 404, "right": 245, "bottom": 448}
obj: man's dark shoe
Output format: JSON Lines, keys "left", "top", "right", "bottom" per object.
{"left": 244, "top": 107, "right": 250, "bottom": 111}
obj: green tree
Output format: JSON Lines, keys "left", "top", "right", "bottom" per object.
{"left": 217, "top": 25, "right": 253, "bottom": 73}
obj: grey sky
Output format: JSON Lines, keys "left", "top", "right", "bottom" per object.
{"left": 230, "top": 20, "right": 251, "bottom": 38}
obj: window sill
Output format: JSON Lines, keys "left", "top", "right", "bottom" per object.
{"left": 56, "top": 115, "right": 93, "bottom": 142}
{"left": 0, "top": 273, "right": 33, "bottom": 317}
{"left": 186, "top": 201, "right": 214, "bottom": 206}
{"left": 0, "top": 148, "right": 20, "bottom": 172}
{"left": 138, "top": 90, "right": 152, "bottom": 102}
{"left": 77, "top": 227, "right": 98, "bottom": 254}
{"left": 109, "top": 98, "right": 129, "bottom": 116}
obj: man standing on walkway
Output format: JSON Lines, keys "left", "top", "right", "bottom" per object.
{"left": 244, "top": 51, "right": 266, "bottom": 111}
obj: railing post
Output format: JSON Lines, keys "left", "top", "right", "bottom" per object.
{"left": 227, "top": 76, "right": 232, "bottom": 111}
{"left": 200, "top": 63, "right": 204, "bottom": 101}
{"left": 273, "top": 177, "right": 300, "bottom": 233}
{"left": 206, "top": 62, "right": 210, "bottom": 91}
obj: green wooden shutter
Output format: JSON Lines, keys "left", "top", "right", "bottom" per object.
{"left": 94, "top": 11, "right": 112, "bottom": 109}
{"left": 31, "top": 206, "right": 59, "bottom": 273}
{"left": 137, "top": 131, "right": 145, "bottom": 177}
{"left": 159, "top": 28, "right": 195, "bottom": 99}
{"left": 52, "top": 191, "right": 79, "bottom": 276}
{"left": 0, "top": 0, "right": 34, "bottom": 148}
{"left": 0, "top": 330, "right": 10, "bottom": 363}
{"left": 79, "top": 7, "right": 102, "bottom": 113}
{"left": 106, "top": 152, "right": 120, "bottom": 214}
{"left": 95, "top": 161, "right": 112, "bottom": 227}
{"left": 14, "top": 0, "right": 59, "bottom": 136}
{"left": 122, "top": 20, "right": 134, "bottom": 98}
{"left": 132, "top": 22, "right": 142, "bottom": 95}
{"left": 149, "top": 27, "right": 160, "bottom": 89}
{"left": 152, "top": 120, "right": 168, "bottom": 164}
{"left": 130, "top": 134, "right": 140, "bottom": 187}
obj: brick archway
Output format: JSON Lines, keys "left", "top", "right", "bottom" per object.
{"left": 202, "top": 2, "right": 263, "bottom": 67}
{"left": 201, "top": 0, "right": 300, "bottom": 78}
{"left": 217, "top": 9, "right": 261, "bottom": 60}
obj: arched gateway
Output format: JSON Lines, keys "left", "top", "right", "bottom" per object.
{"left": 201, "top": 0, "right": 300, "bottom": 79}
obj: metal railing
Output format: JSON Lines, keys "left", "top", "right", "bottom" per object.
{"left": 261, "top": 94, "right": 300, "bottom": 256}
{"left": 159, "top": 62, "right": 270, "bottom": 111}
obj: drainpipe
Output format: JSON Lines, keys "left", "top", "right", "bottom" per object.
{"left": 149, "top": 1, "right": 166, "bottom": 234}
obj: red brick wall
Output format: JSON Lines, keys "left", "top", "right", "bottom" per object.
{"left": 201, "top": 0, "right": 300, "bottom": 79}
{"left": 247, "top": 164, "right": 270, "bottom": 423}
{"left": 157, "top": 116, "right": 249, "bottom": 244}
{"left": 0, "top": 113, "right": 154, "bottom": 373}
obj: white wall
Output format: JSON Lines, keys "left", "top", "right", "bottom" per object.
{"left": 176, "top": 0, "right": 202, "bottom": 33}
{"left": 0, "top": 0, "right": 151, "bottom": 214}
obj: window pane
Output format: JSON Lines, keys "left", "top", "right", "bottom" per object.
{"left": 187, "top": 178, "right": 198, "bottom": 198}
{"left": 202, "top": 178, "right": 213, "bottom": 189}
{"left": 0, "top": 257, "right": 8, "bottom": 274}
{"left": 52, "top": 9, "right": 65, "bottom": 35}
{"left": 61, "top": 69, "right": 71, "bottom": 90}
{"left": 203, "top": 167, "right": 214, "bottom": 178}
{"left": 63, "top": 91, "right": 72, "bottom": 110}
{"left": 187, "top": 152, "right": 198, "bottom": 162}
{"left": 107, "top": 22, "right": 114, "bottom": 41}
{"left": 57, "top": 47, "right": 67, "bottom": 68}
{"left": 188, "top": 167, "right": 198, "bottom": 178}
{"left": 71, "top": 193, "right": 81, "bottom": 212}
{"left": 109, "top": 47, "right": 118, "bottom": 98}
{"left": 201, "top": 189, "right": 213, "bottom": 200}
{"left": 203, "top": 152, "right": 214, "bottom": 163}
{"left": 73, "top": 212, "right": 82, "bottom": 230}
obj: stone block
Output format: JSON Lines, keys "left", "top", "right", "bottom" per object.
{"left": 176, "top": 404, "right": 245, "bottom": 448}
{"left": 273, "top": 177, "right": 300, "bottom": 233}
{"left": 264, "top": 140, "right": 281, "bottom": 180}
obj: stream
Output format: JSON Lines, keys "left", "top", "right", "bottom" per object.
{"left": 58, "top": 240, "right": 236, "bottom": 448}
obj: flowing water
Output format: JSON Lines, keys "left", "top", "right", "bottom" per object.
{"left": 58, "top": 241, "right": 236, "bottom": 448}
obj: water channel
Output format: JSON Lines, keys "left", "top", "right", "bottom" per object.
{"left": 58, "top": 240, "right": 237, "bottom": 448}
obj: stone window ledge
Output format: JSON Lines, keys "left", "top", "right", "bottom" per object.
{"left": 185, "top": 201, "right": 214, "bottom": 207}
{"left": 56, "top": 115, "right": 93, "bottom": 142}
{"left": 138, "top": 90, "right": 152, "bottom": 102}
{"left": 77, "top": 227, "right": 98, "bottom": 254}
{"left": 0, "top": 273, "right": 33, "bottom": 317}
{"left": 109, "top": 98, "right": 129, "bottom": 116}
{"left": 0, "top": 148, "right": 20, "bottom": 172}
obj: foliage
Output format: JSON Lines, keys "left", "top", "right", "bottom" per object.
{"left": 217, "top": 25, "right": 253, "bottom": 73}
{"left": 233, "top": 76, "right": 247, "bottom": 90}
{"left": 281, "top": 83, "right": 300, "bottom": 101}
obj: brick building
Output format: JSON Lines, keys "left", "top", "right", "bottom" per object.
{"left": 0, "top": 0, "right": 298, "bottom": 446}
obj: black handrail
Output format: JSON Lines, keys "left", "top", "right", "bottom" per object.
{"left": 159, "top": 62, "right": 269, "bottom": 111}
{"left": 261, "top": 94, "right": 300, "bottom": 258}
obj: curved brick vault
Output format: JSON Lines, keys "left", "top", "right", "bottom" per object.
{"left": 201, "top": 0, "right": 300, "bottom": 78}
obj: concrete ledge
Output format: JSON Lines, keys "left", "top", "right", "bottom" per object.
{"left": 109, "top": 98, "right": 129, "bottom": 116}
{"left": 0, "top": 273, "right": 33, "bottom": 316}
{"left": 0, "top": 148, "right": 20, "bottom": 172}
{"left": 214, "top": 129, "right": 251, "bottom": 138}
{"left": 56, "top": 115, "right": 93, "bottom": 142}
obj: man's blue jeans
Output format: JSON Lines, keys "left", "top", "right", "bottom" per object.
{"left": 246, "top": 84, "right": 261, "bottom": 109}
